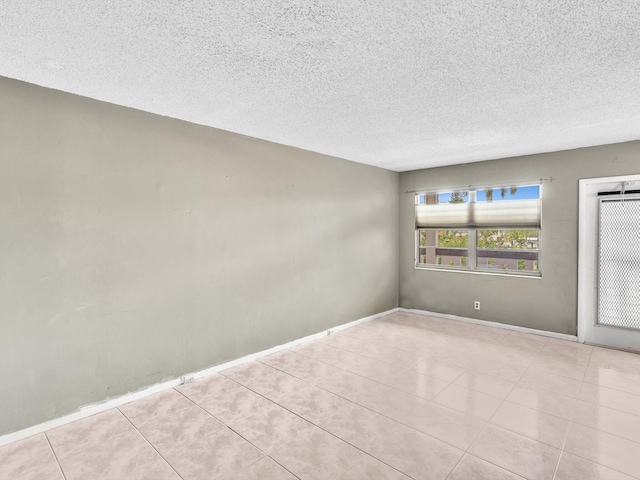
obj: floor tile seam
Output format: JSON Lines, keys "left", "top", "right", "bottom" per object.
{"left": 585, "top": 363, "right": 640, "bottom": 379}
{"left": 342, "top": 363, "right": 452, "bottom": 401}
{"left": 470, "top": 422, "right": 562, "bottom": 480}
{"left": 261, "top": 454, "right": 303, "bottom": 480}
{"left": 556, "top": 448, "right": 640, "bottom": 480}
{"left": 452, "top": 370, "right": 519, "bottom": 398}
{"left": 574, "top": 395, "right": 640, "bottom": 418}
{"left": 310, "top": 378, "right": 431, "bottom": 424}
{"left": 574, "top": 395, "right": 640, "bottom": 420}
{"left": 400, "top": 404, "right": 492, "bottom": 455}
{"left": 551, "top": 451, "right": 565, "bottom": 480}
{"left": 414, "top": 366, "right": 465, "bottom": 386}
{"left": 315, "top": 374, "right": 431, "bottom": 412}
{"left": 261, "top": 348, "right": 436, "bottom": 405}
{"left": 115, "top": 407, "right": 186, "bottom": 480}
{"left": 250, "top": 357, "right": 321, "bottom": 384}
{"left": 368, "top": 436, "right": 464, "bottom": 480}
{"left": 503, "top": 398, "right": 573, "bottom": 422}
{"left": 514, "top": 379, "right": 581, "bottom": 400}
{"left": 355, "top": 322, "right": 436, "bottom": 341}
{"left": 517, "top": 353, "right": 583, "bottom": 399}
{"left": 253, "top": 373, "right": 474, "bottom": 457}
{"left": 225, "top": 454, "right": 272, "bottom": 480}
{"left": 328, "top": 335, "right": 429, "bottom": 370}
{"left": 466, "top": 349, "right": 546, "bottom": 459}
{"left": 46, "top": 411, "right": 139, "bottom": 462}
{"left": 253, "top": 405, "right": 411, "bottom": 480}
{"left": 498, "top": 398, "right": 576, "bottom": 424}
{"left": 443, "top": 452, "right": 527, "bottom": 480}
{"left": 586, "top": 364, "right": 640, "bottom": 378}
{"left": 565, "top": 416, "right": 640, "bottom": 447}
{"left": 361, "top": 327, "right": 454, "bottom": 347}
{"left": 43, "top": 432, "right": 68, "bottom": 480}
{"left": 122, "top": 387, "right": 216, "bottom": 430}
{"left": 329, "top": 326, "right": 430, "bottom": 356}
{"left": 172, "top": 380, "right": 316, "bottom": 434}
{"left": 527, "top": 349, "right": 581, "bottom": 370}
{"left": 293, "top": 346, "right": 417, "bottom": 381}
{"left": 581, "top": 376, "right": 640, "bottom": 396}
{"left": 525, "top": 364, "right": 588, "bottom": 382}
{"left": 336, "top": 449, "right": 413, "bottom": 480}
{"left": 223, "top": 373, "right": 343, "bottom": 427}
{"left": 551, "top": 382, "right": 580, "bottom": 480}
{"left": 221, "top": 407, "right": 310, "bottom": 461}
{"left": 441, "top": 451, "right": 466, "bottom": 480}
{"left": 439, "top": 378, "right": 516, "bottom": 404}
{"left": 166, "top": 386, "right": 244, "bottom": 436}
{"left": 487, "top": 409, "right": 568, "bottom": 450}
{"left": 0, "top": 434, "right": 59, "bottom": 480}
{"left": 584, "top": 365, "right": 640, "bottom": 380}
{"left": 322, "top": 342, "right": 426, "bottom": 371}
{"left": 335, "top": 330, "right": 420, "bottom": 354}
{"left": 229, "top": 358, "right": 322, "bottom": 394}
{"left": 589, "top": 354, "right": 640, "bottom": 370}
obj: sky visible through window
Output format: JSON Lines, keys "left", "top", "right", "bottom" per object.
{"left": 437, "top": 185, "right": 540, "bottom": 203}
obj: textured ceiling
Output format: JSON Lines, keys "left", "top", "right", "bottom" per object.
{"left": 1, "top": 1, "right": 639, "bottom": 171}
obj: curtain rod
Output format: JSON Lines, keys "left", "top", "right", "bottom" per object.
{"left": 404, "top": 177, "right": 554, "bottom": 195}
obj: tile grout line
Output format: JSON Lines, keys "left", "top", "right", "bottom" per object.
{"left": 550, "top": 344, "right": 593, "bottom": 480}
{"left": 251, "top": 326, "right": 570, "bottom": 461}
{"left": 252, "top": 329, "right": 546, "bottom": 480}
{"left": 259, "top": 348, "right": 439, "bottom": 411}
{"left": 213, "top": 361, "right": 438, "bottom": 479}
{"left": 43, "top": 432, "right": 68, "bottom": 480}
{"left": 462, "top": 343, "right": 551, "bottom": 479}
{"left": 213, "top": 373, "right": 412, "bottom": 478}
{"left": 180, "top": 377, "right": 406, "bottom": 480}
{"left": 441, "top": 330, "right": 549, "bottom": 478}
{"left": 169, "top": 386, "right": 302, "bottom": 480}
{"left": 116, "top": 408, "right": 186, "bottom": 480}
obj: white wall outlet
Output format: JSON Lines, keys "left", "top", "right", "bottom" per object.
{"left": 474, "top": 301, "right": 480, "bottom": 310}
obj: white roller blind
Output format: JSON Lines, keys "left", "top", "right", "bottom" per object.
{"left": 416, "top": 198, "right": 541, "bottom": 229}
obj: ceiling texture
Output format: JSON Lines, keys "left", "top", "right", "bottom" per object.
{"left": 0, "top": 1, "right": 639, "bottom": 171}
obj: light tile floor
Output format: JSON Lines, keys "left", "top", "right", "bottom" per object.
{"left": 2, "top": 312, "right": 640, "bottom": 479}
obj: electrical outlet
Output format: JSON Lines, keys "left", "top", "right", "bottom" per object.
{"left": 474, "top": 301, "right": 480, "bottom": 310}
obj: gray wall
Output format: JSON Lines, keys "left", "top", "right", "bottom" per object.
{"left": 0, "top": 77, "right": 399, "bottom": 435}
{"left": 400, "top": 141, "right": 640, "bottom": 335}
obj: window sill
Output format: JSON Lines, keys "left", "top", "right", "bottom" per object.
{"left": 414, "top": 265, "right": 542, "bottom": 279}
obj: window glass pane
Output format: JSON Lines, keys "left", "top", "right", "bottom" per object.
{"left": 476, "top": 185, "right": 540, "bottom": 202}
{"left": 417, "top": 230, "right": 469, "bottom": 267}
{"left": 437, "top": 192, "right": 469, "bottom": 204}
{"left": 476, "top": 229, "right": 539, "bottom": 273}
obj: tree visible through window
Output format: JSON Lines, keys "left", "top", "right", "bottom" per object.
{"left": 415, "top": 186, "right": 541, "bottom": 276}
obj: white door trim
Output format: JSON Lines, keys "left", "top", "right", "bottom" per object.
{"left": 578, "top": 174, "right": 640, "bottom": 346}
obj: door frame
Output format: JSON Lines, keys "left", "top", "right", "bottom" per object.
{"left": 578, "top": 174, "right": 640, "bottom": 348}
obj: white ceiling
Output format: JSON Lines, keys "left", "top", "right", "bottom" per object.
{"left": 1, "top": 1, "right": 639, "bottom": 171}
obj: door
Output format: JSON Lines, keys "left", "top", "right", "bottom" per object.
{"left": 578, "top": 175, "right": 640, "bottom": 352}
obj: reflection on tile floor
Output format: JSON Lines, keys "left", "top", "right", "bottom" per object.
{"left": 2, "top": 311, "right": 640, "bottom": 479}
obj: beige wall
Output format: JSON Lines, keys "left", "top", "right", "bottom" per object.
{"left": 0, "top": 77, "right": 399, "bottom": 435}
{"left": 399, "top": 140, "right": 640, "bottom": 335}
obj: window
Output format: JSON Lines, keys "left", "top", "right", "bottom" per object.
{"left": 415, "top": 186, "right": 541, "bottom": 276}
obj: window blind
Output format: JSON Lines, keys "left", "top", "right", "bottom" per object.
{"left": 415, "top": 198, "right": 541, "bottom": 229}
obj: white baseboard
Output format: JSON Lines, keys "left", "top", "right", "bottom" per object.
{"left": 400, "top": 308, "right": 578, "bottom": 342}
{"left": 0, "top": 307, "right": 399, "bottom": 447}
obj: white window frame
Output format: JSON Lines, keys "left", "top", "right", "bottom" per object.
{"left": 415, "top": 187, "right": 542, "bottom": 278}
